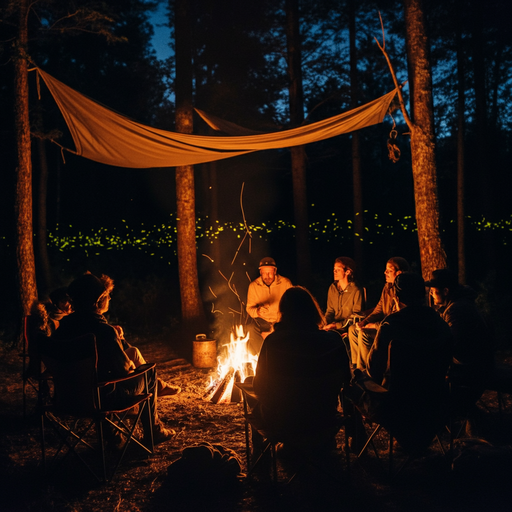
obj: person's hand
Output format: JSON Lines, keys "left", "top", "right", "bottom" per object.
{"left": 362, "top": 323, "right": 377, "bottom": 330}
{"left": 256, "top": 305, "right": 269, "bottom": 317}
{"left": 323, "top": 323, "right": 336, "bottom": 331}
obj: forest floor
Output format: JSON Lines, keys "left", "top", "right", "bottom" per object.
{"left": 2, "top": 336, "right": 512, "bottom": 512}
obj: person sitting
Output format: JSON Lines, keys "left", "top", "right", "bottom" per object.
{"left": 426, "top": 268, "right": 494, "bottom": 419}
{"left": 246, "top": 257, "right": 292, "bottom": 355}
{"left": 348, "top": 257, "right": 410, "bottom": 370}
{"left": 49, "top": 272, "right": 175, "bottom": 444}
{"left": 323, "top": 257, "right": 364, "bottom": 340}
{"left": 46, "top": 287, "right": 73, "bottom": 331}
{"left": 354, "top": 272, "right": 453, "bottom": 454}
{"left": 97, "top": 274, "right": 180, "bottom": 397}
{"left": 252, "top": 286, "right": 350, "bottom": 455}
{"left": 25, "top": 287, "right": 73, "bottom": 379}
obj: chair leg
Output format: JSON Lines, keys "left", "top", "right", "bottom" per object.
{"left": 389, "top": 434, "right": 393, "bottom": 476}
{"left": 242, "top": 401, "right": 251, "bottom": 471}
{"left": 357, "top": 424, "right": 381, "bottom": 459}
{"left": 270, "top": 443, "right": 278, "bottom": 482}
{"left": 40, "top": 412, "right": 47, "bottom": 472}
{"left": 97, "top": 420, "right": 107, "bottom": 483}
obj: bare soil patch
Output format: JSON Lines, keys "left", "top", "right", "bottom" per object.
{"left": 2, "top": 338, "right": 512, "bottom": 512}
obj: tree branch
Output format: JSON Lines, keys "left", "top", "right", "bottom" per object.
{"left": 374, "top": 12, "right": 414, "bottom": 133}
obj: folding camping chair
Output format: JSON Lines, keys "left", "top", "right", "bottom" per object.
{"left": 351, "top": 338, "right": 451, "bottom": 479}
{"left": 235, "top": 381, "right": 349, "bottom": 485}
{"left": 22, "top": 315, "right": 52, "bottom": 418}
{"left": 40, "top": 333, "right": 155, "bottom": 483}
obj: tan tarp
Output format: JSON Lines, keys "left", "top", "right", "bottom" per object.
{"left": 37, "top": 68, "right": 397, "bottom": 169}
{"left": 195, "top": 108, "right": 266, "bottom": 136}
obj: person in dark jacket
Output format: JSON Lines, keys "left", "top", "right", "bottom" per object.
{"left": 253, "top": 286, "right": 350, "bottom": 453}
{"left": 426, "top": 268, "right": 494, "bottom": 411}
{"left": 50, "top": 272, "right": 174, "bottom": 444}
{"left": 357, "top": 272, "right": 453, "bottom": 453}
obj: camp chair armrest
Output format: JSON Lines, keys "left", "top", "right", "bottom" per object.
{"left": 98, "top": 362, "right": 156, "bottom": 387}
{"left": 234, "top": 381, "right": 261, "bottom": 402}
{"left": 356, "top": 376, "right": 388, "bottom": 394}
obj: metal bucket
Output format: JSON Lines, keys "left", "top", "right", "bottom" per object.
{"left": 192, "top": 334, "right": 217, "bottom": 368}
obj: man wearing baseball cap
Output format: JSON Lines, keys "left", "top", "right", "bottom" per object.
{"left": 426, "top": 268, "right": 494, "bottom": 425}
{"left": 246, "top": 257, "right": 292, "bottom": 354}
{"left": 356, "top": 272, "right": 453, "bottom": 453}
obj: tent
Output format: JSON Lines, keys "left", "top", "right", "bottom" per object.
{"left": 37, "top": 68, "right": 397, "bottom": 169}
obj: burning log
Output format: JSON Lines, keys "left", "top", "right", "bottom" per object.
{"left": 204, "top": 368, "right": 235, "bottom": 404}
{"left": 203, "top": 326, "right": 257, "bottom": 404}
{"left": 212, "top": 368, "right": 235, "bottom": 404}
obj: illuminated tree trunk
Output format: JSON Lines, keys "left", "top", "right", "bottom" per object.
{"left": 349, "top": 0, "right": 363, "bottom": 267}
{"left": 285, "top": 0, "right": 311, "bottom": 285}
{"left": 403, "top": 0, "right": 446, "bottom": 278}
{"left": 14, "top": 0, "right": 38, "bottom": 321}
{"left": 175, "top": 0, "right": 206, "bottom": 329}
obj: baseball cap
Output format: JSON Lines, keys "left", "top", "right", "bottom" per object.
{"left": 259, "top": 257, "right": 277, "bottom": 268}
{"left": 424, "top": 268, "right": 459, "bottom": 290}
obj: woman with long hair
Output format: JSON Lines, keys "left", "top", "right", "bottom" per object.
{"left": 252, "top": 286, "right": 350, "bottom": 452}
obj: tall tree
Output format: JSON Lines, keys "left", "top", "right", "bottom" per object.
{"left": 1, "top": 0, "right": 166, "bottom": 335}
{"left": 285, "top": 0, "right": 311, "bottom": 285}
{"left": 348, "top": 0, "right": 364, "bottom": 267}
{"left": 174, "top": 0, "right": 207, "bottom": 332}
{"left": 402, "top": 0, "right": 446, "bottom": 278}
{"left": 13, "top": 0, "right": 37, "bottom": 324}
{"left": 470, "top": 0, "right": 496, "bottom": 282}
{"left": 455, "top": 0, "right": 466, "bottom": 283}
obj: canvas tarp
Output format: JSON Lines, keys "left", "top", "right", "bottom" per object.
{"left": 37, "top": 68, "right": 397, "bottom": 169}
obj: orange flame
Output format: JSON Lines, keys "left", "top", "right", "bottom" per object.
{"left": 205, "top": 325, "right": 257, "bottom": 403}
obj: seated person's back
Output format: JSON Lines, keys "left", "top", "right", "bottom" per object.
{"left": 253, "top": 286, "right": 350, "bottom": 439}
{"left": 364, "top": 273, "right": 453, "bottom": 452}
{"left": 50, "top": 274, "right": 132, "bottom": 381}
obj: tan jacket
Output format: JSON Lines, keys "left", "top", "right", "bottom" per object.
{"left": 246, "top": 274, "right": 292, "bottom": 324}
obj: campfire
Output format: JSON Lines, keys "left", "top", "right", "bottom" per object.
{"left": 204, "top": 326, "right": 257, "bottom": 404}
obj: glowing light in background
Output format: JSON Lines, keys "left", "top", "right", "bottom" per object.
{"left": 23, "top": 213, "right": 510, "bottom": 263}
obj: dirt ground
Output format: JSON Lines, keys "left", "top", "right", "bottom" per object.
{"left": 2, "top": 338, "right": 512, "bottom": 512}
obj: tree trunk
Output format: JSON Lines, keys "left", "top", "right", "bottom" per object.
{"left": 285, "top": 0, "right": 310, "bottom": 285}
{"left": 471, "top": 0, "right": 495, "bottom": 283}
{"left": 403, "top": 0, "right": 446, "bottom": 279}
{"left": 349, "top": 0, "right": 363, "bottom": 268}
{"left": 14, "top": 0, "right": 38, "bottom": 324}
{"left": 455, "top": 9, "right": 466, "bottom": 284}
{"left": 175, "top": 0, "right": 206, "bottom": 331}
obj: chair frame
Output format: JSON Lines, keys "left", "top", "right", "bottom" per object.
{"left": 353, "top": 375, "right": 451, "bottom": 480}
{"left": 235, "top": 381, "right": 349, "bottom": 485}
{"left": 40, "top": 333, "right": 155, "bottom": 483}
{"left": 22, "top": 315, "right": 52, "bottom": 418}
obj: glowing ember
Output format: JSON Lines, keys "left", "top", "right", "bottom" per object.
{"left": 204, "top": 325, "right": 258, "bottom": 404}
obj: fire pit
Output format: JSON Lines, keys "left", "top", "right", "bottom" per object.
{"left": 203, "top": 326, "right": 257, "bottom": 404}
